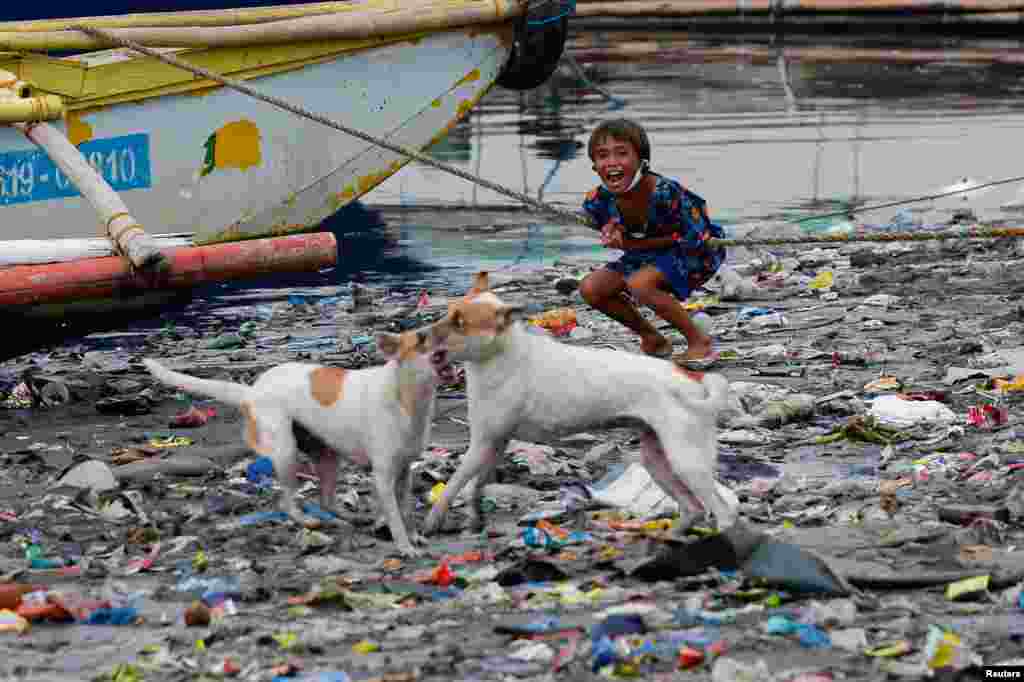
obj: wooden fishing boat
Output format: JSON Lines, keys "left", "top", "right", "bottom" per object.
{"left": 0, "top": 0, "right": 570, "bottom": 359}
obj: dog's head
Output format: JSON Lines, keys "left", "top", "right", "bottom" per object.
{"left": 376, "top": 328, "right": 456, "bottom": 385}
{"left": 429, "top": 271, "right": 525, "bottom": 363}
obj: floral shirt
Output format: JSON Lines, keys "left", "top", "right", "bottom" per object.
{"left": 581, "top": 173, "right": 724, "bottom": 254}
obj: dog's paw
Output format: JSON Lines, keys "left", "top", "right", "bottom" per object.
{"left": 409, "top": 532, "right": 429, "bottom": 547}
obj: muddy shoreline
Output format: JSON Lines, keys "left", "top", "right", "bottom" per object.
{"left": 0, "top": 236, "right": 1023, "bottom": 681}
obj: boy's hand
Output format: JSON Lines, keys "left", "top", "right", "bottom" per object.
{"left": 601, "top": 221, "right": 624, "bottom": 249}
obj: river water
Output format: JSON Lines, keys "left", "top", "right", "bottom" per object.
{"left": 48, "top": 30, "right": 1024, "bottom": 337}
{"left": 338, "top": 29, "right": 1024, "bottom": 291}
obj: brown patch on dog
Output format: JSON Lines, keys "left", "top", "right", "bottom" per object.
{"left": 448, "top": 300, "right": 515, "bottom": 336}
{"left": 673, "top": 364, "right": 705, "bottom": 382}
{"left": 310, "top": 367, "right": 347, "bottom": 406}
{"left": 397, "top": 331, "right": 421, "bottom": 361}
{"left": 240, "top": 401, "right": 273, "bottom": 454}
{"left": 396, "top": 331, "right": 425, "bottom": 416}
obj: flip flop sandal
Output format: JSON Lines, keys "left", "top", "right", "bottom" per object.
{"left": 679, "top": 350, "right": 721, "bottom": 370}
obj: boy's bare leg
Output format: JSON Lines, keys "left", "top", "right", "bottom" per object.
{"left": 580, "top": 269, "right": 662, "bottom": 346}
{"left": 628, "top": 267, "right": 713, "bottom": 360}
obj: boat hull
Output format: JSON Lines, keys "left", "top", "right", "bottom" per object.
{"left": 0, "top": 26, "right": 512, "bottom": 244}
{"left": 3, "top": 1, "right": 315, "bottom": 22}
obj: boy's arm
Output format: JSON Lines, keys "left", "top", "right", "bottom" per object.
{"left": 581, "top": 190, "right": 606, "bottom": 231}
{"left": 621, "top": 184, "right": 705, "bottom": 251}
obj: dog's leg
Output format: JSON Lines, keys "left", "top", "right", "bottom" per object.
{"left": 395, "top": 462, "right": 426, "bottom": 547}
{"left": 315, "top": 446, "right": 340, "bottom": 514}
{"left": 648, "top": 423, "right": 738, "bottom": 531}
{"left": 464, "top": 437, "right": 507, "bottom": 532}
{"left": 639, "top": 430, "right": 705, "bottom": 531}
{"left": 422, "top": 439, "right": 501, "bottom": 536}
{"left": 248, "top": 407, "right": 303, "bottom": 523}
{"left": 372, "top": 455, "right": 420, "bottom": 558}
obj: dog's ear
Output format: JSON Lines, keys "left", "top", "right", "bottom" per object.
{"left": 375, "top": 332, "right": 401, "bottom": 358}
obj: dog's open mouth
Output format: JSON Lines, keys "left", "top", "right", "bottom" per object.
{"left": 430, "top": 349, "right": 458, "bottom": 384}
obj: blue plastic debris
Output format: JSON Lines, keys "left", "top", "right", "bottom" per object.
{"left": 237, "top": 503, "right": 338, "bottom": 527}
{"left": 273, "top": 673, "right": 350, "bottom": 682}
{"left": 83, "top": 607, "right": 138, "bottom": 625}
{"left": 797, "top": 624, "right": 832, "bottom": 648}
{"left": 247, "top": 456, "right": 275, "bottom": 483}
{"left": 591, "top": 635, "right": 617, "bottom": 671}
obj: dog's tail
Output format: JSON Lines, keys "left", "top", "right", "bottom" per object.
{"left": 142, "top": 359, "right": 250, "bottom": 406}
{"left": 670, "top": 371, "right": 731, "bottom": 417}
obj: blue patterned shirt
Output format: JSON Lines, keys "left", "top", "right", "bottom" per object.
{"left": 581, "top": 173, "right": 724, "bottom": 254}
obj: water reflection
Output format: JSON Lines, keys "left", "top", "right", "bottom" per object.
{"left": 378, "top": 31, "right": 1024, "bottom": 225}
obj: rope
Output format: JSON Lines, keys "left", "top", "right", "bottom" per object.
{"left": 71, "top": 24, "right": 594, "bottom": 228}
{"left": 71, "top": 24, "right": 1024, "bottom": 250}
{"left": 560, "top": 52, "right": 627, "bottom": 106}
{"left": 788, "top": 174, "right": 1024, "bottom": 224}
{"left": 708, "top": 225, "right": 1024, "bottom": 248}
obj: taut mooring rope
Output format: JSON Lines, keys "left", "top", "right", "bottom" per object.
{"left": 71, "top": 24, "right": 1024, "bottom": 249}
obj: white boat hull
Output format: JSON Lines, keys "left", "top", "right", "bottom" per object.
{"left": 0, "top": 27, "right": 511, "bottom": 244}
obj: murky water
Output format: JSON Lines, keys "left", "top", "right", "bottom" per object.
{"left": 390, "top": 31, "right": 1024, "bottom": 221}
{"left": 345, "top": 30, "right": 1024, "bottom": 287}
{"left": 30, "top": 30, "right": 1024, "bottom": 346}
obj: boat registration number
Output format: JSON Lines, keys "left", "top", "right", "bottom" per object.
{"left": 0, "top": 133, "right": 152, "bottom": 207}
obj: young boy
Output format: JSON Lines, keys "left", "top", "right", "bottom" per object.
{"left": 579, "top": 118, "right": 725, "bottom": 368}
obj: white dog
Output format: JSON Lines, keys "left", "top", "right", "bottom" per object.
{"left": 422, "top": 272, "right": 739, "bottom": 536}
{"left": 143, "top": 329, "right": 454, "bottom": 557}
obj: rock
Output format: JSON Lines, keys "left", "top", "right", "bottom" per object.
{"left": 113, "top": 455, "right": 219, "bottom": 482}
{"left": 55, "top": 460, "right": 118, "bottom": 493}
{"left": 554, "top": 278, "right": 580, "bottom": 295}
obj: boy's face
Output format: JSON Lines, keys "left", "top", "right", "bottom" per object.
{"left": 591, "top": 135, "right": 642, "bottom": 195}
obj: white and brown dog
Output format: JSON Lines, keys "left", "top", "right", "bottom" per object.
{"left": 421, "top": 272, "right": 739, "bottom": 536}
{"left": 143, "top": 329, "right": 455, "bottom": 557}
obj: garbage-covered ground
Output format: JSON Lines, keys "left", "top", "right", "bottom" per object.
{"left": 2, "top": 230, "right": 1024, "bottom": 682}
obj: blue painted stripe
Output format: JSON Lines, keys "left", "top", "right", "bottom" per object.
{"left": 0, "top": 133, "right": 151, "bottom": 206}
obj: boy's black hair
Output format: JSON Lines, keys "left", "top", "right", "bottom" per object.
{"left": 587, "top": 118, "right": 651, "bottom": 162}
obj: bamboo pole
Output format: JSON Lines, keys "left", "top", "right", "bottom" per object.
{"left": 0, "top": 94, "right": 63, "bottom": 123}
{"left": 0, "top": 2, "right": 361, "bottom": 33}
{"left": 569, "top": 12, "right": 1024, "bottom": 26}
{"left": 13, "top": 120, "right": 169, "bottom": 271}
{"left": 571, "top": 0, "right": 1024, "bottom": 11}
{"left": 0, "top": 236, "right": 193, "bottom": 266}
{"left": 0, "top": 0, "right": 524, "bottom": 52}
{"left": 568, "top": 42, "right": 1024, "bottom": 65}
{"left": 0, "top": 233, "right": 338, "bottom": 307}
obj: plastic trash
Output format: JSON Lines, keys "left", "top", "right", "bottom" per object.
{"left": 691, "top": 311, "right": 712, "bottom": 335}
{"left": 868, "top": 394, "right": 957, "bottom": 428}
{"left": 54, "top": 460, "right": 118, "bottom": 493}
{"left": 247, "top": 456, "right": 275, "bottom": 483}
{"left": 83, "top": 606, "right": 138, "bottom": 625}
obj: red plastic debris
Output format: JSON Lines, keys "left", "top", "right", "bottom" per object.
{"left": 429, "top": 559, "right": 455, "bottom": 587}
{"left": 170, "top": 406, "right": 216, "bottom": 427}
{"left": 678, "top": 647, "right": 705, "bottom": 669}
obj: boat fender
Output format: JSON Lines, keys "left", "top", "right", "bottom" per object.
{"left": 496, "top": 0, "right": 571, "bottom": 91}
